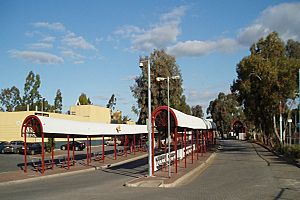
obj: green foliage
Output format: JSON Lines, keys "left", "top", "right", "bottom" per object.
{"left": 191, "top": 105, "right": 204, "bottom": 118}
{"left": 0, "top": 71, "right": 63, "bottom": 113}
{"left": 22, "top": 71, "right": 41, "bottom": 111}
{"left": 54, "top": 89, "right": 63, "bottom": 113}
{"left": 231, "top": 32, "right": 299, "bottom": 140}
{"left": 131, "top": 49, "right": 190, "bottom": 124}
{"left": 0, "top": 86, "right": 21, "bottom": 111}
{"left": 106, "top": 94, "right": 116, "bottom": 111}
{"left": 46, "top": 138, "right": 55, "bottom": 152}
{"left": 207, "top": 92, "right": 244, "bottom": 134}
{"left": 77, "top": 93, "right": 92, "bottom": 105}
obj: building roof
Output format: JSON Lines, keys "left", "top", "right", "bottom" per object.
{"left": 152, "top": 106, "right": 217, "bottom": 130}
{"left": 22, "top": 115, "right": 147, "bottom": 137}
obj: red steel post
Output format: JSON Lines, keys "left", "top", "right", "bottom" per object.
{"left": 196, "top": 130, "right": 199, "bottom": 160}
{"left": 191, "top": 131, "right": 194, "bottom": 164}
{"left": 201, "top": 130, "right": 203, "bottom": 157}
{"left": 184, "top": 128, "right": 187, "bottom": 168}
{"left": 24, "top": 129, "right": 27, "bottom": 173}
{"left": 42, "top": 131, "right": 45, "bottom": 175}
{"left": 51, "top": 140, "right": 54, "bottom": 169}
{"left": 89, "top": 137, "right": 92, "bottom": 163}
{"left": 67, "top": 135, "right": 70, "bottom": 170}
{"left": 72, "top": 137, "right": 75, "bottom": 167}
{"left": 124, "top": 135, "right": 127, "bottom": 157}
{"left": 114, "top": 135, "right": 117, "bottom": 160}
{"left": 86, "top": 136, "right": 89, "bottom": 166}
{"left": 151, "top": 119, "right": 155, "bottom": 175}
{"left": 175, "top": 127, "right": 178, "bottom": 173}
{"left": 133, "top": 134, "right": 136, "bottom": 155}
{"left": 102, "top": 135, "right": 105, "bottom": 161}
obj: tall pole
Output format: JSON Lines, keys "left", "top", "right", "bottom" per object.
{"left": 147, "top": 58, "right": 152, "bottom": 177}
{"left": 167, "top": 77, "right": 171, "bottom": 178}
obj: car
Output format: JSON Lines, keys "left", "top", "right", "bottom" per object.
{"left": 0, "top": 141, "right": 9, "bottom": 153}
{"left": 2, "top": 141, "right": 24, "bottom": 154}
{"left": 19, "top": 142, "right": 42, "bottom": 155}
{"left": 106, "top": 138, "right": 122, "bottom": 146}
{"left": 60, "top": 141, "right": 85, "bottom": 151}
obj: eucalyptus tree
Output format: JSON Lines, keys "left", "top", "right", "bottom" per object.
{"left": 231, "top": 32, "right": 299, "bottom": 142}
{"left": 131, "top": 49, "right": 190, "bottom": 124}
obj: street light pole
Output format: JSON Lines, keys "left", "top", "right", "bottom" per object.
{"left": 157, "top": 75, "right": 180, "bottom": 178}
{"left": 140, "top": 58, "right": 152, "bottom": 177}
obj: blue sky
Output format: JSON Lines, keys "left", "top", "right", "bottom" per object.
{"left": 1, "top": 0, "right": 300, "bottom": 120}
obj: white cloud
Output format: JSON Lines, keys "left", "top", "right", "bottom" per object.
{"left": 41, "top": 36, "right": 56, "bottom": 42}
{"left": 9, "top": 50, "right": 64, "bottom": 64}
{"left": 114, "top": 6, "right": 187, "bottom": 52}
{"left": 62, "top": 32, "right": 97, "bottom": 50}
{"left": 238, "top": 2, "right": 300, "bottom": 45}
{"left": 61, "top": 49, "right": 85, "bottom": 64}
{"left": 167, "top": 39, "right": 238, "bottom": 57}
{"left": 32, "top": 22, "right": 66, "bottom": 31}
{"left": 28, "top": 42, "right": 53, "bottom": 49}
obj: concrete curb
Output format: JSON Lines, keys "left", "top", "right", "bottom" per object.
{"left": 0, "top": 167, "right": 95, "bottom": 187}
{"left": 162, "top": 152, "right": 216, "bottom": 188}
{"left": 0, "top": 154, "right": 148, "bottom": 187}
{"left": 125, "top": 152, "right": 216, "bottom": 188}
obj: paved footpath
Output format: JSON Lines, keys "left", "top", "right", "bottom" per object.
{"left": 0, "top": 140, "right": 299, "bottom": 200}
{"left": 180, "top": 140, "right": 300, "bottom": 199}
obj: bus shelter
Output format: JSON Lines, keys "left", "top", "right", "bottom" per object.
{"left": 151, "top": 106, "right": 216, "bottom": 175}
{"left": 21, "top": 115, "right": 147, "bottom": 175}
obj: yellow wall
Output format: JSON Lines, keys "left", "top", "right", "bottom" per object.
{"left": 0, "top": 105, "right": 111, "bottom": 142}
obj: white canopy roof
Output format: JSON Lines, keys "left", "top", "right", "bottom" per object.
{"left": 26, "top": 115, "right": 148, "bottom": 136}
{"left": 154, "top": 107, "right": 216, "bottom": 130}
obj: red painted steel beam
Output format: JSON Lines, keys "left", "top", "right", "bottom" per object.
{"left": 191, "top": 131, "right": 193, "bottom": 164}
{"left": 51, "top": 141, "right": 54, "bottom": 169}
{"left": 151, "top": 118, "right": 155, "bottom": 175}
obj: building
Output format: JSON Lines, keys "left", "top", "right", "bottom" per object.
{"left": 0, "top": 105, "right": 111, "bottom": 142}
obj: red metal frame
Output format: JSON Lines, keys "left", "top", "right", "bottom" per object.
{"left": 102, "top": 135, "right": 105, "bottom": 161}
{"left": 184, "top": 128, "right": 187, "bottom": 168}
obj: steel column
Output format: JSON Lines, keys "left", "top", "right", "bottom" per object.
{"left": 114, "top": 135, "right": 117, "bottom": 160}
{"left": 86, "top": 136, "right": 89, "bottom": 166}
{"left": 42, "top": 131, "right": 45, "bottom": 175}
{"left": 196, "top": 130, "right": 199, "bottom": 160}
{"left": 51, "top": 140, "right": 54, "bottom": 169}
{"left": 67, "top": 135, "right": 70, "bottom": 170}
{"left": 175, "top": 127, "right": 178, "bottom": 173}
{"left": 102, "top": 135, "right": 105, "bottom": 161}
{"left": 133, "top": 134, "right": 136, "bottom": 155}
{"left": 72, "top": 137, "right": 75, "bottom": 166}
{"left": 184, "top": 128, "right": 187, "bottom": 168}
{"left": 191, "top": 131, "right": 193, "bottom": 164}
{"left": 24, "top": 128, "right": 27, "bottom": 173}
{"left": 151, "top": 118, "right": 155, "bottom": 175}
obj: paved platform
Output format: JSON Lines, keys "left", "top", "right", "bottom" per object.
{"left": 125, "top": 150, "right": 216, "bottom": 188}
{"left": 0, "top": 146, "right": 217, "bottom": 188}
{"left": 0, "top": 150, "right": 148, "bottom": 185}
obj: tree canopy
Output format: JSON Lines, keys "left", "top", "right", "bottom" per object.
{"left": 191, "top": 105, "right": 204, "bottom": 118}
{"left": 131, "top": 49, "right": 190, "bottom": 124}
{"left": 77, "top": 93, "right": 92, "bottom": 105}
{"left": 0, "top": 71, "right": 63, "bottom": 113}
{"left": 207, "top": 92, "right": 243, "bottom": 134}
{"left": 231, "top": 32, "right": 300, "bottom": 141}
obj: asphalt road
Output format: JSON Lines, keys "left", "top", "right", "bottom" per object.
{"left": 0, "top": 140, "right": 299, "bottom": 200}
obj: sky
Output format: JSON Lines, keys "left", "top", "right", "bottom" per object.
{"left": 1, "top": 0, "right": 300, "bottom": 121}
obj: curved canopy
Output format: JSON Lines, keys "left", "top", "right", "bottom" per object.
{"left": 22, "top": 115, "right": 147, "bottom": 137}
{"left": 152, "top": 106, "right": 216, "bottom": 130}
